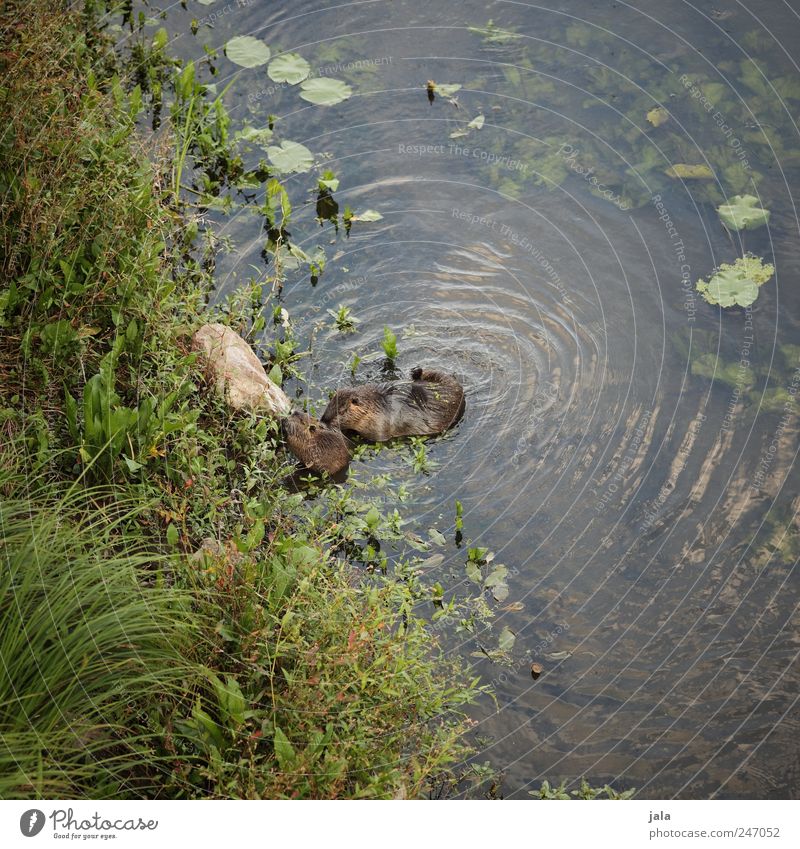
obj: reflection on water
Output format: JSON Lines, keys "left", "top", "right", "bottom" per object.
{"left": 121, "top": 0, "right": 800, "bottom": 797}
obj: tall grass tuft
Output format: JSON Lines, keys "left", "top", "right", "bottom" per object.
{"left": 0, "top": 468, "right": 199, "bottom": 799}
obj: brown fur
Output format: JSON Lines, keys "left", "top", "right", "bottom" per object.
{"left": 321, "top": 367, "right": 465, "bottom": 442}
{"left": 282, "top": 411, "right": 350, "bottom": 475}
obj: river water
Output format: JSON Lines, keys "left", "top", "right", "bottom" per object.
{"left": 118, "top": 0, "right": 799, "bottom": 798}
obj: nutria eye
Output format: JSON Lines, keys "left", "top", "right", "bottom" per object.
{"left": 350, "top": 398, "right": 360, "bottom": 406}
{"left": 309, "top": 425, "right": 317, "bottom": 433}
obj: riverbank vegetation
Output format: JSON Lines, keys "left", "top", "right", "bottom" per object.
{"left": 0, "top": 0, "right": 483, "bottom": 799}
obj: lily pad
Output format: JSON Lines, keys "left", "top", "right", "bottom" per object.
{"left": 267, "top": 140, "right": 313, "bottom": 173}
{"left": 268, "top": 53, "right": 310, "bottom": 84}
{"left": 665, "top": 163, "right": 714, "bottom": 179}
{"left": 225, "top": 35, "right": 271, "bottom": 68}
{"left": 717, "top": 194, "right": 770, "bottom": 231}
{"left": 696, "top": 255, "right": 775, "bottom": 308}
{"left": 299, "top": 77, "right": 352, "bottom": 105}
{"left": 646, "top": 106, "right": 669, "bottom": 127}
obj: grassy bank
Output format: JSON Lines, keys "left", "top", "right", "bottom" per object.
{"left": 0, "top": 0, "right": 483, "bottom": 799}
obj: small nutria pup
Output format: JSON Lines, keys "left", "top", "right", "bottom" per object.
{"left": 281, "top": 411, "right": 350, "bottom": 476}
{"left": 321, "top": 367, "right": 465, "bottom": 442}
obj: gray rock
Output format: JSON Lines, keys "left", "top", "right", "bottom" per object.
{"left": 192, "top": 323, "right": 291, "bottom": 416}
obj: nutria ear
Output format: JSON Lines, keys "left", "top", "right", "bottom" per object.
{"left": 410, "top": 367, "right": 423, "bottom": 380}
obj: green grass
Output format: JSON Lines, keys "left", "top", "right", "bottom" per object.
{"left": 0, "top": 460, "right": 199, "bottom": 798}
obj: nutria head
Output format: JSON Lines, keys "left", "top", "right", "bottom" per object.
{"left": 282, "top": 411, "right": 350, "bottom": 476}
{"left": 320, "top": 385, "right": 384, "bottom": 435}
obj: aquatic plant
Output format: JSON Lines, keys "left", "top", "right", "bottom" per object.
{"left": 695, "top": 255, "right": 775, "bottom": 308}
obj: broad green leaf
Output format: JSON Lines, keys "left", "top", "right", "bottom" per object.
{"left": 696, "top": 255, "right": 775, "bottom": 308}
{"left": 268, "top": 53, "right": 311, "bottom": 84}
{"left": 236, "top": 125, "right": 273, "bottom": 147}
{"left": 484, "top": 565, "right": 508, "bottom": 588}
{"left": 267, "top": 140, "right": 313, "bottom": 173}
{"left": 350, "top": 209, "right": 383, "bottom": 222}
{"left": 665, "top": 163, "right": 714, "bottom": 179}
{"left": 166, "top": 524, "right": 179, "bottom": 546}
{"left": 492, "top": 584, "right": 510, "bottom": 602}
{"left": 225, "top": 35, "right": 271, "bottom": 68}
{"left": 299, "top": 77, "right": 352, "bottom": 105}
{"left": 465, "top": 560, "right": 482, "bottom": 584}
{"left": 273, "top": 726, "right": 296, "bottom": 770}
{"left": 433, "top": 83, "right": 461, "bottom": 98}
{"left": 318, "top": 170, "right": 339, "bottom": 191}
{"left": 717, "top": 194, "right": 770, "bottom": 231}
{"left": 268, "top": 364, "right": 282, "bottom": 385}
{"left": 428, "top": 528, "right": 447, "bottom": 546}
{"left": 498, "top": 626, "right": 516, "bottom": 652}
{"left": 364, "top": 506, "right": 381, "bottom": 530}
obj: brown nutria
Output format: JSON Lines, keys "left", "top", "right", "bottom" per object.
{"left": 281, "top": 411, "right": 350, "bottom": 475}
{"left": 321, "top": 367, "right": 465, "bottom": 442}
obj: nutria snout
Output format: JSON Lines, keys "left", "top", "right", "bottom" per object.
{"left": 321, "top": 367, "right": 465, "bottom": 442}
{"left": 282, "top": 411, "right": 350, "bottom": 476}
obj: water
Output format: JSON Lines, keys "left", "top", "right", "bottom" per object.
{"left": 119, "top": 0, "right": 800, "bottom": 797}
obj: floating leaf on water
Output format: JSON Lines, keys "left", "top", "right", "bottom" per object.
{"left": 498, "top": 626, "right": 516, "bottom": 653}
{"left": 646, "top": 106, "right": 669, "bottom": 127}
{"left": 696, "top": 255, "right": 775, "bottom": 308}
{"left": 468, "top": 19, "right": 522, "bottom": 43}
{"left": 484, "top": 565, "right": 508, "bottom": 588}
{"left": 267, "top": 52, "right": 311, "bottom": 84}
{"left": 665, "top": 163, "right": 714, "bottom": 179}
{"left": 420, "top": 553, "right": 445, "bottom": 569}
{"left": 236, "top": 125, "right": 273, "bottom": 147}
{"left": 465, "top": 560, "right": 483, "bottom": 584}
{"left": 299, "top": 77, "right": 352, "bottom": 105}
{"left": 717, "top": 194, "right": 770, "bottom": 231}
{"left": 530, "top": 662, "right": 543, "bottom": 679}
{"left": 433, "top": 83, "right": 462, "bottom": 98}
{"left": 225, "top": 35, "right": 271, "bottom": 68}
{"left": 350, "top": 209, "right": 383, "bottom": 222}
{"left": 501, "top": 601, "right": 525, "bottom": 611}
{"left": 492, "top": 584, "right": 509, "bottom": 602}
{"left": 427, "top": 528, "right": 447, "bottom": 546}
{"left": 449, "top": 127, "right": 469, "bottom": 139}
{"left": 197, "top": 0, "right": 216, "bottom": 5}
{"left": 266, "top": 140, "right": 313, "bottom": 173}
{"left": 468, "top": 114, "right": 485, "bottom": 129}
{"left": 545, "top": 650, "right": 572, "bottom": 661}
